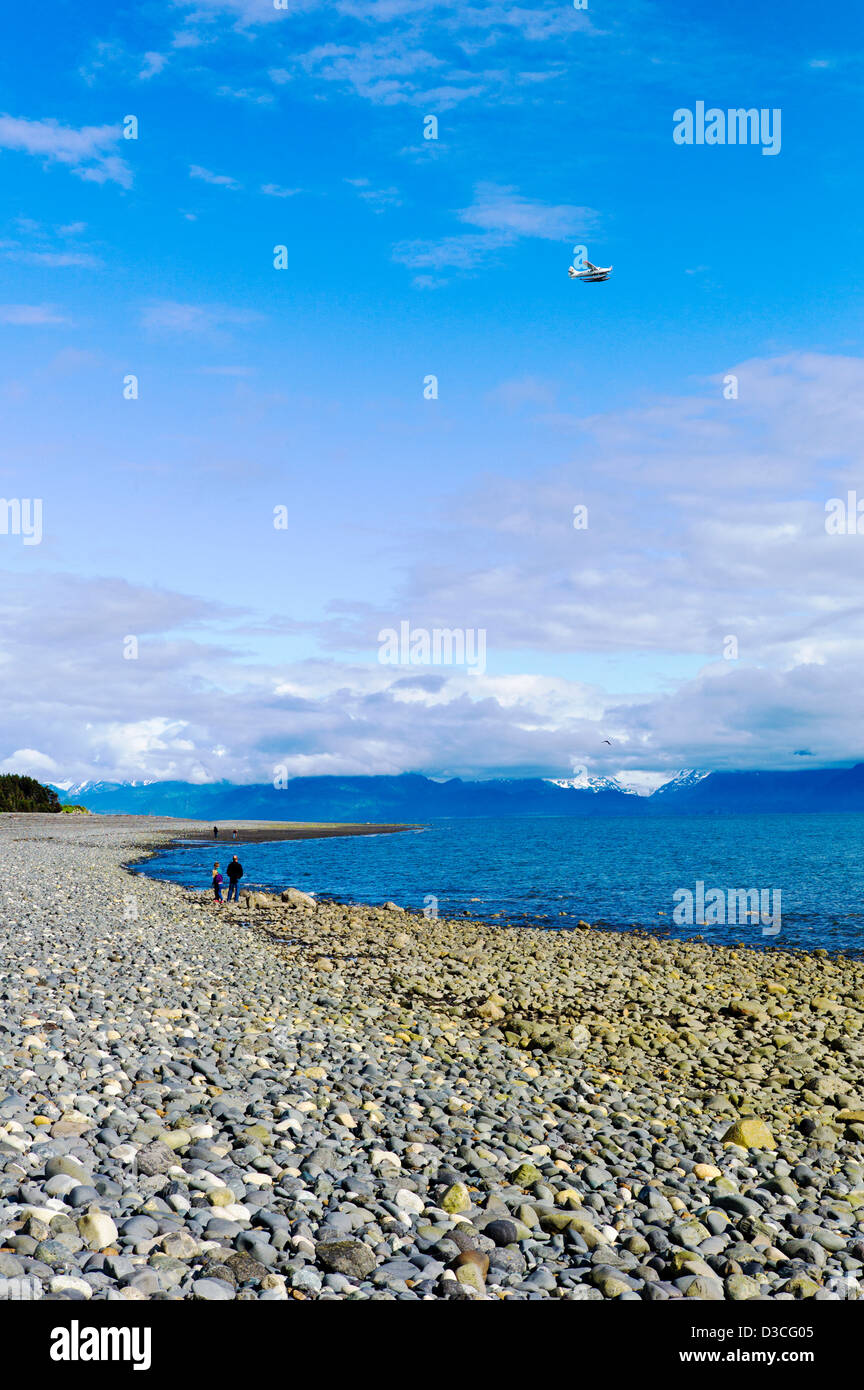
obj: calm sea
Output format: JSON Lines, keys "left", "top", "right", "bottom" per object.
{"left": 134, "top": 813, "right": 864, "bottom": 957}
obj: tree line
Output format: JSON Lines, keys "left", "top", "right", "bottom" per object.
{"left": 0, "top": 774, "right": 61, "bottom": 813}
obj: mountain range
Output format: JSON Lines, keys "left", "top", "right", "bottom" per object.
{"left": 49, "top": 766, "right": 864, "bottom": 819}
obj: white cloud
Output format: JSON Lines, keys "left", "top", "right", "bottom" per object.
{"left": 460, "top": 183, "right": 596, "bottom": 241}
{"left": 345, "top": 177, "right": 402, "bottom": 211}
{"left": 173, "top": 0, "right": 304, "bottom": 25}
{"left": 168, "top": 0, "right": 599, "bottom": 112}
{"left": 140, "top": 51, "right": 168, "bottom": 79}
{"left": 393, "top": 231, "right": 509, "bottom": 272}
{"left": 0, "top": 115, "right": 132, "bottom": 187}
{"left": 0, "top": 240, "right": 99, "bottom": 268}
{"left": 268, "top": 352, "right": 864, "bottom": 770}
{"left": 78, "top": 40, "right": 127, "bottom": 86}
{"left": 0, "top": 748, "right": 60, "bottom": 776}
{"left": 94, "top": 717, "right": 196, "bottom": 771}
{"left": 394, "top": 182, "right": 597, "bottom": 274}
{"left": 0, "top": 304, "right": 68, "bottom": 325}
{"left": 4, "top": 353, "right": 864, "bottom": 781}
{"left": 298, "top": 40, "right": 448, "bottom": 105}
{"left": 140, "top": 300, "right": 261, "bottom": 334}
{"left": 216, "top": 85, "right": 275, "bottom": 104}
{"left": 189, "top": 163, "right": 241, "bottom": 189}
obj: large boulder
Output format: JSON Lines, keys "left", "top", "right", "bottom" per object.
{"left": 476, "top": 998, "right": 506, "bottom": 1022}
{"left": 721, "top": 1117, "right": 776, "bottom": 1150}
{"left": 281, "top": 887, "right": 316, "bottom": 909}
{"left": 501, "top": 1016, "right": 590, "bottom": 1057}
{"left": 440, "top": 1182, "right": 472, "bottom": 1214}
{"left": 78, "top": 1211, "right": 119, "bottom": 1251}
{"left": 241, "top": 892, "right": 269, "bottom": 909}
{"left": 316, "top": 1239, "right": 376, "bottom": 1279}
{"left": 134, "top": 1141, "right": 177, "bottom": 1177}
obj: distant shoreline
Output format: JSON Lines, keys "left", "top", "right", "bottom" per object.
{"left": 175, "top": 819, "right": 417, "bottom": 844}
{"left": 0, "top": 811, "right": 417, "bottom": 865}
{"left": 1, "top": 811, "right": 415, "bottom": 840}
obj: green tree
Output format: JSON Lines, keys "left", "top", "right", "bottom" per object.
{"left": 0, "top": 775, "right": 62, "bottom": 813}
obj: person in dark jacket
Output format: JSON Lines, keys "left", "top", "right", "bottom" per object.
{"left": 213, "top": 825, "right": 218, "bottom": 839}
{"left": 226, "top": 855, "right": 244, "bottom": 902}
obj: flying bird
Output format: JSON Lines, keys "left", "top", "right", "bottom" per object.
{"left": 569, "top": 258, "right": 613, "bottom": 283}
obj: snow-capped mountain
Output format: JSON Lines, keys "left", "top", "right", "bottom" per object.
{"left": 545, "top": 770, "right": 709, "bottom": 798}
{"left": 43, "top": 767, "right": 864, "bottom": 816}
{"left": 545, "top": 775, "right": 638, "bottom": 795}
{"left": 51, "top": 779, "right": 155, "bottom": 796}
{"left": 650, "top": 770, "right": 711, "bottom": 796}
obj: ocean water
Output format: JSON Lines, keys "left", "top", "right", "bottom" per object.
{"left": 134, "top": 813, "right": 864, "bottom": 957}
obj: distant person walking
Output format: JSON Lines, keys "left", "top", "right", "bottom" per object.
{"left": 226, "top": 855, "right": 244, "bottom": 903}
{"left": 232, "top": 829, "right": 237, "bottom": 841}
{"left": 213, "top": 826, "right": 218, "bottom": 839}
{"left": 212, "top": 862, "right": 224, "bottom": 905}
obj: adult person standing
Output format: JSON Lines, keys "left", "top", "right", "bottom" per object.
{"left": 213, "top": 825, "right": 218, "bottom": 839}
{"left": 226, "top": 855, "right": 244, "bottom": 903}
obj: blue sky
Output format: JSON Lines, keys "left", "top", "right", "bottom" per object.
{"left": 1, "top": 0, "right": 863, "bottom": 784}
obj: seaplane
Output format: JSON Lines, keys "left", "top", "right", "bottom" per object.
{"left": 568, "top": 258, "right": 612, "bottom": 283}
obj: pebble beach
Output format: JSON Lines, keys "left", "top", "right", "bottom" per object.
{"left": 2, "top": 813, "right": 864, "bottom": 1302}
